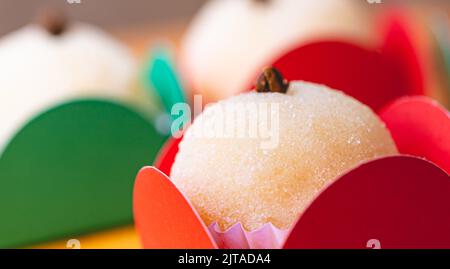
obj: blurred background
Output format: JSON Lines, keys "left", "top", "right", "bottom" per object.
{"left": 0, "top": 0, "right": 449, "bottom": 249}
{"left": 0, "top": 0, "right": 206, "bottom": 35}
{"left": 0, "top": 1, "right": 448, "bottom": 33}
{"left": 0, "top": 0, "right": 207, "bottom": 57}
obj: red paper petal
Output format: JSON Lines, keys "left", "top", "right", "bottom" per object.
{"left": 380, "top": 96, "right": 450, "bottom": 174}
{"left": 133, "top": 167, "right": 216, "bottom": 249}
{"left": 283, "top": 156, "right": 450, "bottom": 249}
{"left": 153, "top": 136, "right": 182, "bottom": 176}
{"left": 269, "top": 41, "right": 417, "bottom": 111}
{"left": 379, "top": 10, "right": 426, "bottom": 96}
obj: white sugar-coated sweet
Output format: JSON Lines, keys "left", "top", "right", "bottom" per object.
{"left": 170, "top": 81, "right": 398, "bottom": 231}
{"left": 0, "top": 23, "right": 136, "bottom": 147}
{"left": 181, "top": 0, "right": 373, "bottom": 102}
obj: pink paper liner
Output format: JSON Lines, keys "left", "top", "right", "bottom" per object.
{"left": 208, "top": 222, "right": 289, "bottom": 249}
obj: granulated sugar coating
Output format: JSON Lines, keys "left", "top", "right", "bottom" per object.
{"left": 170, "top": 81, "right": 398, "bottom": 231}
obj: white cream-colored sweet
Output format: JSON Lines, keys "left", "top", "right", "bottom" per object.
{"left": 181, "top": 0, "right": 373, "bottom": 102}
{"left": 0, "top": 23, "right": 136, "bottom": 146}
{"left": 170, "top": 81, "right": 397, "bottom": 231}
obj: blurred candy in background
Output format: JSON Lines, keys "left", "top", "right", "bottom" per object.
{"left": 0, "top": 0, "right": 448, "bottom": 249}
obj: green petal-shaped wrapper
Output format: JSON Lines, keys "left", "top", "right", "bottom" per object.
{"left": 0, "top": 99, "right": 166, "bottom": 248}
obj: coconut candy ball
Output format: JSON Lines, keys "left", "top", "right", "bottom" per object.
{"left": 181, "top": 0, "right": 374, "bottom": 102}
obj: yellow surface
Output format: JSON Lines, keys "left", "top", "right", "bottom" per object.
{"left": 32, "top": 226, "right": 141, "bottom": 249}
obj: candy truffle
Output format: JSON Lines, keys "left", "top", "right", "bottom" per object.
{"left": 181, "top": 0, "right": 373, "bottom": 102}
{"left": 0, "top": 16, "right": 136, "bottom": 146}
{"left": 170, "top": 70, "right": 398, "bottom": 231}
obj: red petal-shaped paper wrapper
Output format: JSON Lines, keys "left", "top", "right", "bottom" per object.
{"left": 261, "top": 16, "right": 425, "bottom": 112}
{"left": 133, "top": 166, "right": 216, "bottom": 249}
{"left": 284, "top": 156, "right": 450, "bottom": 249}
{"left": 380, "top": 96, "right": 450, "bottom": 174}
{"left": 268, "top": 41, "right": 419, "bottom": 112}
